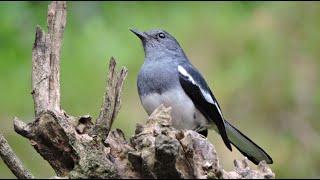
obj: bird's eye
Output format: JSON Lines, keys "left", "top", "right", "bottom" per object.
{"left": 158, "top": 33, "right": 165, "bottom": 39}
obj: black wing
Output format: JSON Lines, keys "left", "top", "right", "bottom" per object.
{"left": 178, "top": 64, "right": 232, "bottom": 151}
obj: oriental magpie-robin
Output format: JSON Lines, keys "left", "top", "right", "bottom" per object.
{"left": 131, "top": 28, "right": 273, "bottom": 165}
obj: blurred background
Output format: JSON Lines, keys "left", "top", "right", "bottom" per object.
{"left": 0, "top": 1, "right": 319, "bottom": 178}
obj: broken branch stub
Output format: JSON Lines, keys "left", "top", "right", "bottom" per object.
{"left": 32, "top": 1, "right": 66, "bottom": 115}
{"left": 47, "top": 1, "right": 67, "bottom": 112}
{"left": 93, "top": 57, "right": 128, "bottom": 141}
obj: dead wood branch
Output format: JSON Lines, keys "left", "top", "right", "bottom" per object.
{"left": 0, "top": 134, "right": 34, "bottom": 179}
{"left": 93, "top": 57, "right": 128, "bottom": 141}
{"left": 32, "top": 1, "right": 66, "bottom": 115}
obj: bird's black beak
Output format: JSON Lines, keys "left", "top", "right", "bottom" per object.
{"left": 130, "top": 28, "right": 147, "bottom": 40}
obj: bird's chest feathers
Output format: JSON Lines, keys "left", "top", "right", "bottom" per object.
{"left": 138, "top": 61, "right": 178, "bottom": 95}
{"left": 141, "top": 88, "right": 184, "bottom": 114}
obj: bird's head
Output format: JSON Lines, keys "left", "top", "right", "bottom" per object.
{"left": 130, "top": 28, "right": 186, "bottom": 59}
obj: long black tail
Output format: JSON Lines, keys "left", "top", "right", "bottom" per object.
{"left": 224, "top": 120, "right": 273, "bottom": 165}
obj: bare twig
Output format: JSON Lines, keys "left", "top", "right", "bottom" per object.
{"left": 0, "top": 134, "right": 34, "bottom": 179}
{"left": 94, "top": 57, "right": 128, "bottom": 140}
{"left": 32, "top": 1, "right": 66, "bottom": 115}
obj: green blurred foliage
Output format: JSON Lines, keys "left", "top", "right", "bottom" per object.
{"left": 0, "top": 1, "right": 320, "bottom": 178}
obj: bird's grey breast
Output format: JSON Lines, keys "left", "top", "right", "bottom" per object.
{"left": 137, "top": 58, "right": 179, "bottom": 96}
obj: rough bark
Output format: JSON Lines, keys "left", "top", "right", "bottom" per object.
{"left": 0, "top": 1, "right": 275, "bottom": 179}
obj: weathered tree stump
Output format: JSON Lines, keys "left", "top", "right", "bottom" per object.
{"left": 0, "top": 1, "right": 275, "bottom": 179}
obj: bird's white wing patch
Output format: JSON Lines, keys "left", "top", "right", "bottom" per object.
{"left": 178, "top": 65, "right": 196, "bottom": 84}
{"left": 178, "top": 65, "right": 214, "bottom": 104}
{"left": 178, "top": 65, "right": 224, "bottom": 117}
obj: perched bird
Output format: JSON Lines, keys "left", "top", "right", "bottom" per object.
{"left": 131, "top": 28, "right": 273, "bottom": 165}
